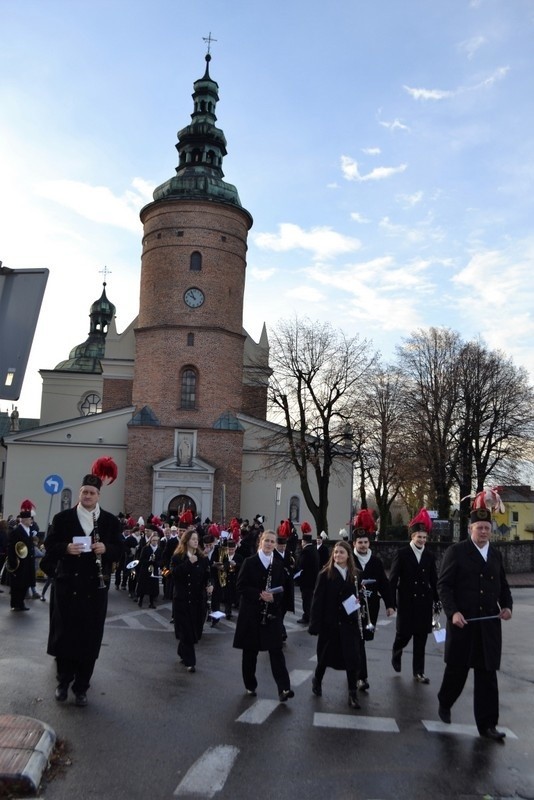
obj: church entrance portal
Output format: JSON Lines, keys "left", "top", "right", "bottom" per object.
{"left": 168, "top": 495, "right": 197, "bottom": 522}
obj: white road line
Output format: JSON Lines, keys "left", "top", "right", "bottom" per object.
{"left": 174, "top": 745, "right": 239, "bottom": 797}
{"left": 289, "top": 669, "right": 313, "bottom": 686}
{"left": 236, "top": 699, "right": 280, "bottom": 724}
{"left": 422, "top": 720, "right": 518, "bottom": 739}
{"left": 314, "top": 712, "right": 400, "bottom": 733}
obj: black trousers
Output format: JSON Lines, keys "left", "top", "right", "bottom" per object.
{"left": 315, "top": 660, "right": 358, "bottom": 693}
{"left": 392, "top": 631, "right": 428, "bottom": 675}
{"left": 177, "top": 640, "right": 196, "bottom": 667}
{"left": 241, "top": 648, "right": 290, "bottom": 693}
{"left": 56, "top": 656, "right": 96, "bottom": 694}
{"left": 10, "top": 585, "right": 30, "bottom": 609}
{"left": 438, "top": 663, "right": 499, "bottom": 731}
{"left": 300, "top": 587, "right": 314, "bottom": 621}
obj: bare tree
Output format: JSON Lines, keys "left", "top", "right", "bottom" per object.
{"left": 265, "top": 317, "right": 377, "bottom": 534}
{"left": 396, "top": 328, "right": 463, "bottom": 519}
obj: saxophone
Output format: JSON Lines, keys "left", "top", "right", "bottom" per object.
{"left": 92, "top": 512, "right": 106, "bottom": 589}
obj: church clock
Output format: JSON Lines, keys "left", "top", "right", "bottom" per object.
{"left": 183, "top": 287, "right": 205, "bottom": 308}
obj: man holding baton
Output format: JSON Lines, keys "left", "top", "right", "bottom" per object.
{"left": 437, "top": 492, "right": 513, "bottom": 740}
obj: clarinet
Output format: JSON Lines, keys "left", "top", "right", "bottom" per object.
{"left": 260, "top": 559, "right": 273, "bottom": 626}
{"left": 92, "top": 511, "right": 106, "bottom": 589}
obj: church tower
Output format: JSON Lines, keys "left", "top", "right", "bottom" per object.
{"left": 124, "top": 53, "right": 254, "bottom": 521}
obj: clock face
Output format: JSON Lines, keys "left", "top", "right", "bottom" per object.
{"left": 184, "top": 287, "right": 205, "bottom": 308}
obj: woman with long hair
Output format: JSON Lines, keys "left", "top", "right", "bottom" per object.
{"left": 171, "top": 528, "right": 210, "bottom": 673}
{"left": 308, "top": 540, "right": 362, "bottom": 709}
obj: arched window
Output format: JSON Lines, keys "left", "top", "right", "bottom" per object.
{"left": 180, "top": 368, "right": 197, "bottom": 409}
{"left": 190, "top": 251, "right": 202, "bottom": 271}
{"left": 80, "top": 393, "right": 102, "bottom": 416}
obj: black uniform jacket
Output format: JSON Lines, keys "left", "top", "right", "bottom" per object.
{"left": 136, "top": 544, "right": 164, "bottom": 596}
{"left": 233, "top": 554, "right": 289, "bottom": 652}
{"left": 172, "top": 553, "right": 209, "bottom": 644}
{"left": 354, "top": 553, "right": 394, "bottom": 625}
{"left": 7, "top": 524, "right": 35, "bottom": 589}
{"left": 45, "top": 506, "right": 122, "bottom": 661}
{"left": 438, "top": 538, "right": 513, "bottom": 670}
{"left": 309, "top": 568, "right": 361, "bottom": 671}
{"left": 389, "top": 545, "right": 439, "bottom": 637}
{"left": 296, "top": 543, "right": 320, "bottom": 590}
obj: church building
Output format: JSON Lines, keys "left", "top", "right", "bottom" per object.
{"left": 2, "top": 55, "right": 350, "bottom": 535}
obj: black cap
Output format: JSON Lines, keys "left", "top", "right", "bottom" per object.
{"left": 81, "top": 474, "right": 102, "bottom": 491}
{"left": 470, "top": 507, "right": 492, "bottom": 524}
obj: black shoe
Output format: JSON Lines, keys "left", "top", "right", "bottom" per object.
{"left": 74, "top": 693, "right": 88, "bottom": 707}
{"left": 55, "top": 686, "right": 68, "bottom": 702}
{"left": 210, "top": 619, "right": 219, "bottom": 628}
{"left": 245, "top": 688, "right": 257, "bottom": 697}
{"left": 391, "top": 653, "right": 401, "bottom": 672}
{"left": 438, "top": 705, "right": 451, "bottom": 724}
{"left": 186, "top": 665, "right": 196, "bottom": 673}
{"left": 311, "top": 678, "right": 322, "bottom": 697}
{"left": 40, "top": 595, "right": 47, "bottom": 602}
{"left": 296, "top": 617, "right": 308, "bottom": 624}
{"left": 348, "top": 692, "right": 361, "bottom": 710}
{"left": 278, "top": 689, "right": 294, "bottom": 702}
{"left": 149, "top": 603, "right": 156, "bottom": 609}
{"left": 414, "top": 673, "right": 430, "bottom": 684}
{"left": 115, "top": 585, "right": 120, "bottom": 590}
{"left": 357, "top": 679, "right": 369, "bottom": 691}
{"left": 31, "top": 591, "right": 41, "bottom": 599}
{"left": 479, "top": 726, "right": 506, "bottom": 741}
{"left": 11, "top": 606, "right": 30, "bottom": 612}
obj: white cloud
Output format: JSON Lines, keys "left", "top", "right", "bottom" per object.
{"left": 253, "top": 223, "right": 361, "bottom": 261}
{"left": 458, "top": 35, "right": 486, "bottom": 60}
{"left": 396, "top": 190, "right": 423, "bottom": 208}
{"left": 249, "top": 267, "right": 277, "bottom": 281}
{"left": 362, "top": 147, "right": 381, "bottom": 155}
{"left": 341, "top": 156, "right": 407, "bottom": 182}
{"left": 379, "top": 118, "right": 410, "bottom": 132}
{"left": 36, "top": 178, "right": 153, "bottom": 233}
{"left": 285, "top": 285, "right": 325, "bottom": 303}
{"left": 404, "top": 66, "right": 509, "bottom": 101}
{"left": 350, "top": 212, "right": 371, "bottom": 224}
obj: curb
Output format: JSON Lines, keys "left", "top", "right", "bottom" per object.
{"left": 0, "top": 715, "right": 56, "bottom": 796}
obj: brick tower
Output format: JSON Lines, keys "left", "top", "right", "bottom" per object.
{"left": 124, "top": 53, "right": 254, "bottom": 522}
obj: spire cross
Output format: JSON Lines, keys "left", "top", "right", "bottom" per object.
{"left": 99, "top": 265, "right": 112, "bottom": 285}
{"left": 202, "top": 32, "right": 217, "bottom": 55}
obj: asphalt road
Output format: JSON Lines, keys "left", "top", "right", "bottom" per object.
{"left": 1, "top": 583, "right": 533, "bottom": 800}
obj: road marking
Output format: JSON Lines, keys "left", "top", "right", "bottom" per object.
{"left": 289, "top": 668, "right": 313, "bottom": 686}
{"left": 236, "top": 699, "right": 280, "bottom": 724}
{"left": 422, "top": 720, "right": 518, "bottom": 739}
{"left": 314, "top": 712, "right": 400, "bottom": 733}
{"left": 174, "top": 745, "right": 239, "bottom": 797}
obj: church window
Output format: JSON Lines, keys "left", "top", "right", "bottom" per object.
{"left": 180, "top": 368, "right": 197, "bottom": 409}
{"left": 187, "top": 333, "right": 194, "bottom": 346}
{"left": 190, "top": 251, "right": 202, "bottom": 271}
{"left": 80, "top": 393, "right": 102, "bottom": 416}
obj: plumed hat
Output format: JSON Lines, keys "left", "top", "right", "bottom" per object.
{"left": 469, "top": 488, "right": 503, "bottom": 524}
{"left": 179, "top": 509, "right": 194, "bottom": 527}
{"left": 353, "top": 508, "right": 376, "bottom": 534}
{"left": 301, "top": 521, "right": 313, "bottom": 541}
{"left": 82, "top": 456, "right": 118, "bottom": 491}
{"left": 408, "top": 508, "right": 433, "bottom": 534}
{"left": 19, "top": 499, "right": 35, "bottom": 519}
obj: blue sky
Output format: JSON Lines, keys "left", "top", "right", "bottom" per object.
{"left": 2, "top": 0, "right": 534, "bottom": 419}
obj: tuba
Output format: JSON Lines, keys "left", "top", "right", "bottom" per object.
{"left": 6, "top": 540, "right": 29, "bottom": 572}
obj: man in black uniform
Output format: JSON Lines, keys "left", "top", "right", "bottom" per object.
{"left": 45, "top": 459, "right": 122, "bottom": 706}
{"left": 353, "top": 529, "right": 394, "bottom": 691}
{"left": 295, "top": 522, "right": 320, "bottom": 625}
{"left": 6, "top": 502, "right": 36, "bottom": 611}
{"left": 437, "top": 499, "right": 513, "bottom": 740}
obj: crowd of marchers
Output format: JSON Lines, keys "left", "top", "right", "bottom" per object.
{"left": 1, "top": 478, "right": 512, "bottom": 742}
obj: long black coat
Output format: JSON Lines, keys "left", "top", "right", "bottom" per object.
{"left": 438, "top": 539, "right": 513, "bottom": 670}
{"left": 296, "top": 543, "right": 320, "bottom": 590}
{"left": 45, "top": 506, "right": 122, "bottom": 661}
{"left": 309, "top": 568, "right": 361, "bottom": 671}
{"left": 172, "top": 554, "right": 209, "bottom": 645}
{"left": 136, "top": 544, "right": 164, "bottom": 597}
{"left": 6, "top": 524, "right": 35, "bottom": 590}
{"left": 233, "top": 554, "right": 289, "bottom": 652}
{"left": 389, "top": 545, "right": 439, "bottom": 637}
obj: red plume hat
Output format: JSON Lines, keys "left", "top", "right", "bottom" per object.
{"left": 408, "top": 508, "right": 433, "bottom": 534}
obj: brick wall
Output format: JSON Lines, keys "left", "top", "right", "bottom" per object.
{"left": 102, "top": 378, "right": 133, "bottom": 412}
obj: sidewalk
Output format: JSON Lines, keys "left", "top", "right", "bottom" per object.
{"left": 0, "top": 714, "right": 56, "bottom": 795}
{"left": 507, "top": 572, "right": 534, "bottom": 588}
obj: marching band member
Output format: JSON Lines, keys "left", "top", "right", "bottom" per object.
{"left": 353, "top": 529, "right": 394, "bottom": 691}
{"left": 171, "top": 528, "right": 210, "bottom": 673}
{"left": 233, "top": 530, "right": 294, "bottom": 701}
{"left": 295, "top": 521, "right": 319, "bottom": 625}
{"left": 136, "top": 531, "right": 164, "bottom": 609}
{"left": 308, "top": 541, "right": 362, "bottom": 709}
{"left": 6, "top": 501, "right": 36, "bottom": 611}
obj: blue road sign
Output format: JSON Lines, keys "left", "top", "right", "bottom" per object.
{"left": 43, "top": 474, "right": 64, "bottom": 495}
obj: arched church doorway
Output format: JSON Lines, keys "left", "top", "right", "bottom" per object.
{"left": 168, "top": 494, "right": 197, "bottom": 522}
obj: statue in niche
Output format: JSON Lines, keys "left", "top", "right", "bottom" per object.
{"left": 178, "top": 437, "right": 192, "bottom": 467}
